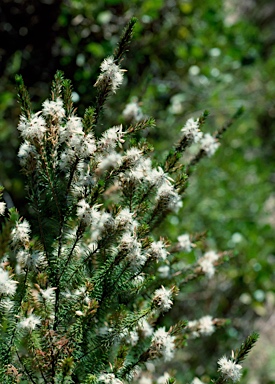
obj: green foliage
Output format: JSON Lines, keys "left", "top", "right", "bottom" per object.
{"left": 0, "top": 21, "right": 260, "bottom": 381}
{"left": 234, "top": 332, "right": 259, "bottom": 364}
{"left": 1, "top": 1, "right": 275, "bottom": 382}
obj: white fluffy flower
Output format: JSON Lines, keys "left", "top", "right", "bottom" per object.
{"left": 94, "top": 56, "right": 125, "bottom": 93}
{"left": 119, "top": 232, "right": 146, "bottom": 267}
{"left": 97, "top": 152, "right": 122, "bottom": 172}
{"left": 123, "top": 101, "right": 143, "bottom": 122}
{"left": 40, "top": 287, "right": 56, "bottom": 303}
{"left": 199, "top": 315, "right": 215, "bottom": 335}
{"left": 18, "top": 141, "right": 37, "bottom": 166}
{"left": 191, "top": 378, "right": 204, "bottom": 384}
{"left": 200, "top": 133, "right": 220, "bottom": 156}
{"left": 157, "top": 372, "right": 170, "bottom": 384}
{"left": 59, "top": 148, "right": 76, "bottom": 170}
{"left": 129, "top": 158, "right": 152, "bottom": 182}
{"left": 98, "top": 373, "right": 123, "bottom": 384}
{"left": 188, "top": 315, "right": 215, "bottom": 337}
{"left": 148, "top": 241, "right": 168, "bottom": 262}
{"left": 139, "top": 376, "right": 152, "bottom": 384}
{"left": 138, "top": 319, "right": 154, "bottom": 337}
{"left": 16, "top": 249, "right": 46, "bottom": 273}
{"left": 198, "top": 250, "right": 219, "bottom": 278}
{"left": 0, "top": 268, "right": 18, "bottom": 296}
{"left": 204, "top": 250, "right": 219, "bottom": 262}
{"left": 181, "top": 118, "right": 203, "bottom": 143}
{"left": 77, "top": 199, "right": 92, "bottom": 225}
{"left": 77, "top": 133, "right": 97, "bottom": 158}
{"left": 115, "top": 208, "right": 137, "bottom": 232}
{"left": 158, "top": 265, "right": 170, "bottom": 278}
{"left": 148, "top": 166, "right": 172, "bottom": 187}
{"left": 177, "top": 233, "right": 194, "bottom": 252}
{"left": 59, "top": 116, "right": 83, "bottom": 143}
{"left": 17, "top": 113, "right": 47, "bottom": 142}
{"left": 11, "top": 219, "right": 31, "bottom": 248}
{"left": 156, "top": 183, "right": 182, "bottom": 212}
{"left": 42, "top": 98, "right": 65, "bottom": 120}
{"left": 123, "top": 147, "right": 143, "bottom": 167}
{"left": 98, "top": 125, "right": 124, "bottom": 151}
{"left": 60, "top": 118, "right": 96, "bottom": 159}
{"left": 0, "top": 202, "right": 6, "bottom": 215}
{"left": 198, "top": 258, "right": 215, "bottom": 278}
{"left": 151, "top": 327, "right": 175, "bottom": 362}
{"left": 153, "top": 286, "right": 173, "bottom": 312}
{"left": 18, "top": 314, "right": 41, "bottom": 331}
{"left": 217, "top": 356, "right": 242, "bottom": 382}
{"left": 128, "top": 330, "right": 139, "bottom": 346}
{"left": 0, "top": 298, "right": 14, "bottom": 312}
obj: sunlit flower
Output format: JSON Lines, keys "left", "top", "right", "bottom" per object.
{"left": 157, "top": 372, "right": 170, "bottom": 384}
{"left": 42, "top": 98, "right": 65, "bottom": 120}
{"left": 156, "top": 183, "right": 182, "bottom": 212}
{"left": 0, "top": 268, "right": 18, "bottom": 296}
{"left": 11, "top": 219, "right": 31, "bottom": 248}
{"left": 150, "top": 327, "right": 175, "bottom": 361}
{"left": 98, "top": 125, "right": 125, "bottom": 151}
{"left": 94, "top": 56, "right": 125, "bottom": 93}
{"left": 191, "top": 378, "right": 204, "bottom": 384}
{"left": 198, "top": 250, "right": 219, "bottom": 278}
{"left": 217, "top": 356, "right": 242, "bottom": 382}
{"left": 148, "top": 241, "right": 168, "bottom": 262}
{"left": 153, "top": 286, "right": 173, "bottom": 312}
{"left": 200, "top": 133, "right": 220, "bottom": 156}
{"left": 0, "top": 202, "right": 6, "bottom": 215}
{"left": 98, "top": 373, "right": 123, "bottom": 384}
{"left": 188, "top": 315, "right": 215, "bottom": 337}
{"left": 123, "top": 101, "right": 143, "bottom": 122}
{"left": 40, "top": 287, "right": 56, "bottom": 303}
{"left": 181, "top": 118, "right": 202, "bottom": 143}
{"left": 18, "top": 314, "right": 41, "bottom": 331}
{"left": 177, "top": 233, "right": 194, "bottom": 252}
{"left": 17, "top": 113, "right": 47, "bottom": 142}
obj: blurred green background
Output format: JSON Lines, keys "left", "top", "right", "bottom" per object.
{"left": 0, "top": 0, "right": 275, "bottom": 382}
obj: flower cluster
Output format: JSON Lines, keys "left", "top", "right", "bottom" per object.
{"left": 150, "top": 327, "right": 175, "bottom": 362}
{"left": 17, "top": 113, "right": 47, "bottom": 142}
{"left": 153, "top": 286, "right": 173, "bottom": 312}
{"left": 188, "top": 315, "right": 215, "bottom": 338}
{"left": 18, "top": 314, "right": 41, "bottom": 332}
{"left": 177, "top": 233, "right": 194, "bottom": 252}
{"left": 217, "top": 356, "right": 242, "bottom": 382}
{"left": 11, "top": 219, "right": 31, "bottom": 248}
{"left": 0, "top": 268, "right": 18, "bottom": 296}
{"left": 42, "top": 98, "right": 65, "bottom": 120}
{"left": 198, "top": 250, "right": 220, "bottom": 278}
{"left": 191, "top": 378, "right": 204, "bottom": 384}
{"left": 123, "top": 100, "right": 143, "bottom": 122}
{"left": 98, "top": 373, "right": 123, "bottom": 384}
{"left": 147, "top": 240, "right": 168, "bottom": 262}
{"left": 0, "top": 201, "right": 6, "bottom": 215}
{"left": 200, "top": 133, "right": 220, "bottom": 157}
{"left": 181, "top": 118, "right": 203, "bottom": 143}
{"left": 94, "top": 56, "right": 125, "bottom": 93}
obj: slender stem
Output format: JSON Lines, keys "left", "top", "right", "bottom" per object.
{"left": 39, "top": 146, "right": 62, "bottom": 222}
{"left": 53, "top": 229, "right": 82, "bottom": 330}
{"left": 29, "top": 338, "right": 48, "bottom": 384}
{"left": 57, "top": 229, "right": 82, "bottom": 283}
{"left": 16, "top": 350, "right": 37, "bottom": 384}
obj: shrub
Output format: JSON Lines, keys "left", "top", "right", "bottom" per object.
{"left": 0, "top": 19, "right": 258, "bottom": 384}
